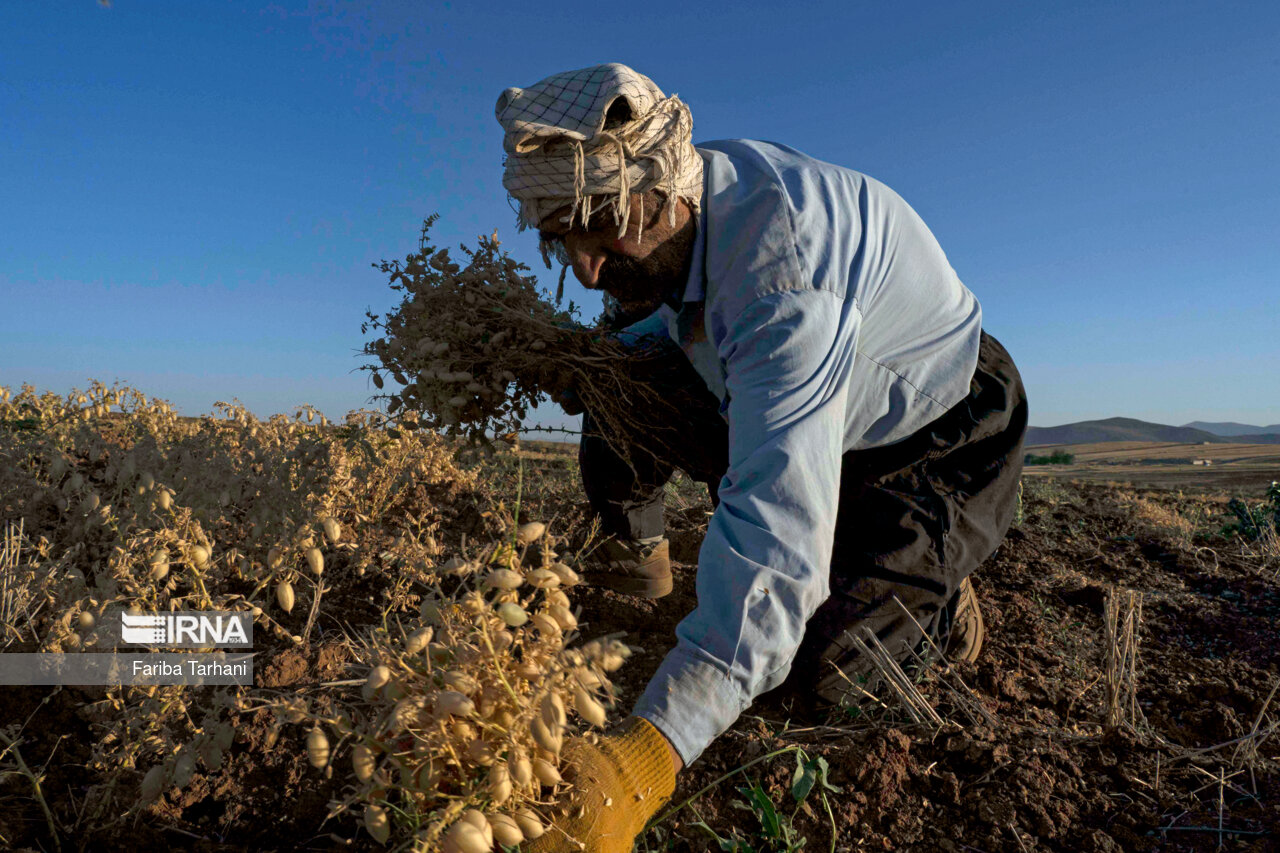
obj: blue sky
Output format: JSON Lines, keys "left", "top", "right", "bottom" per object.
{"left": 3, "top": 1, "right": 1278, "bottom": 431}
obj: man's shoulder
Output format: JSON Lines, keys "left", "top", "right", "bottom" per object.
{"left": 693, "top": 140, "right": 850, "bottom": 326}
{"left": 694, "top": 139, "right": 908, "bottom": 229}
{"left": 695, "top": 139, "right": 873, "bottom": 186}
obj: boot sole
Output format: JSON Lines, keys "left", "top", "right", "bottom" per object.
{"left": 592, "top": 571, "right": 673, "bottom": 599}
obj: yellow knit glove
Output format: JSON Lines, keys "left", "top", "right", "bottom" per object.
{"left": 524, "top": 716, "right": 677, "bottom": 853}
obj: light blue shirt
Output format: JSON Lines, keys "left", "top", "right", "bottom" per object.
{"left": 629, "top": 140, "right": 983, "bottom": 766}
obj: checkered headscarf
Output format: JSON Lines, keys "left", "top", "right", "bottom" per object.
{"left": 495, "top": 63, "right": 703, "bottom": 243}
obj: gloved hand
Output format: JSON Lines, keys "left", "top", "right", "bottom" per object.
{"left": 525, "top": 716, "right": 677, "bottom": 853}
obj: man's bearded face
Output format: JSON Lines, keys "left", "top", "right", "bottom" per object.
{"left": 539, "top": 194, "right": 696, "bottom": 319}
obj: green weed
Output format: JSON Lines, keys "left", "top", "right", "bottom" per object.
{"left": 1222, "top": 482, "right": 1280, "bottom": 541}
{"left": 649, "top": 747, "right": 841, "bottom": 853}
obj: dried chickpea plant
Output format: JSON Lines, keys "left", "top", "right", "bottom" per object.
{"left": 244, "top": 518, "right": 632, "bottom": 851}
{"left": 362, "top": 216, "right": 687, "bottom": 466}
{"left": 0, "top": 380, "right": 629, "bottom": 849}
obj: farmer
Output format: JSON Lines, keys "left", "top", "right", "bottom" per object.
{"left": 495, "top": 63, "right": 1027, "bottom": 852}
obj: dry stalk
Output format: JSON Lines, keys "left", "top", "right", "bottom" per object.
{"left": 1256, "top": 525, "right": 1280, "bottom": 577}
{"left": 1231, "top": 681, "right": 1279, "bottom": 772}
{"left": 1165, "top": 723, "right": 1280, "bottom": 766}
{"left": 1179, "top": 765, "right": 1243, "bottom": 852}
{"left": 0, "top": 727, "right": 62, "bottom": 851}
{"left": 0, "top": 519, "right": 41, "bottom": 649}
{"left": 1103, "top": 586, "right": 1143, "bottom": 731}
{"left": 891, "top": 595, "right": 995, "bottom": 727}
{"left": 826, "top": 660, "right": 896, "bottom": 718}
{"left": 1007, "top": 820, "right": 1031, "bottom": 852}
{"left": 1217, "top": 766, "right": 1226, "bottom": 851}
{"left": 300, "top": 576, "right": 326, "bottom": 647}
{"left": 0, "top": 519, "right": 24, "bottom": 644}
{"left": 845, "top": 626, "right": 945, "bottom": 728}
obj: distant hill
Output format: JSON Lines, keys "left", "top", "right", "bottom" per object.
{"left": 1027, "top": 417, "right": 1280, "bottom": 446}
{"left": 1026, "top": 418, "right": 1226, "bottom": 446}
{"left": 1230, "top": 434, "right": 1280, "bottom": 445}
{"left": 1184, "top": 421, "right": 1280, "bottom": 437}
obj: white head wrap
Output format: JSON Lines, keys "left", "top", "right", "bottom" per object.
{"left": 495, "top": 63, "right": 703, "bottom": 244}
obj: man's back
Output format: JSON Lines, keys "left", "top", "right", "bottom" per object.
{"left": 684, "top": 138, "right": 983, "bottom": 448}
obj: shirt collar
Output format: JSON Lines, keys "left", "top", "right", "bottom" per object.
{"left": 674, "top": 153, "right": 711, "bottom": 307}
{"left": 655, "top": 149, "right": 709, "bottom": 321}
{"left": 678, "top": 199, "right": 708, "bottom": 306}
{"left": 657, "top": 197, "right": 706, "bottom": 313}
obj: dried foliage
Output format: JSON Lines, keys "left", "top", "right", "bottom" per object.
{"left": 361, "top": 216, "right": 682, "bottom": 462}
{"left": 0, "top": 381, "right": 628, "bottom": 848}
{"left": 1119, "top": 494, "right": 1197, "bottom": 544}
{"left": 248, "top": 525, "right": 631, "bottom": 851}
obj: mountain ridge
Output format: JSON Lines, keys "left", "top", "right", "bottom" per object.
{"left": 1183, "top": 420, "right": 1280, "bottom": 436}
{"left": 1027, "top": 417, "right": 1280, "bottom": 446}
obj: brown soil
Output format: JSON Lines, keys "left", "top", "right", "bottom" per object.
{"left": 575, "top": 482, "right": 1280, "bottom": 852}
{"left": 1, "top": 478, "right": 1277, "bottom": 851}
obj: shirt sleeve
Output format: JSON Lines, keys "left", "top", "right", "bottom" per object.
{"left": 633, "top": 287, "right": 860, "bottom": 765}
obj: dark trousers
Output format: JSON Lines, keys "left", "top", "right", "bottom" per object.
{"left": 580, "top": 330, "right": 1028, "bottom": 706}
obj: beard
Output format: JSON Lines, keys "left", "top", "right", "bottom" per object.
{"left": 597, "top": 224, "right": 694, "bottom": 320}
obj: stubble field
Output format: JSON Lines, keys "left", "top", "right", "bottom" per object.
{"left": 1, "top": 386, "right": 1278, "bottom": 851}
{"left": 1022, "top": 441, "right": 1280, "bottom": 496}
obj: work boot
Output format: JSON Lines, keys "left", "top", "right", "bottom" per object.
{"left": 585, "top": 537, "right": 672, "bottom": 599}
{"left": 944, "top": 576, "right": 985, "bottom": 664}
